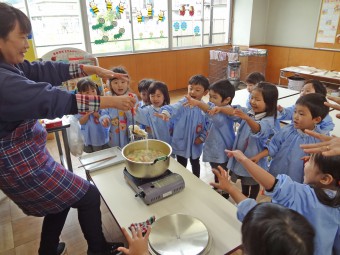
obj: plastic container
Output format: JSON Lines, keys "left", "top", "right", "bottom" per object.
{"left": 288, "top": 76, "right": 305, "bottom": 91}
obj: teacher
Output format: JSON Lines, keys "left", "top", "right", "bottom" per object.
{"left": 0, "top": 3, "right": 135, "bottom": 255}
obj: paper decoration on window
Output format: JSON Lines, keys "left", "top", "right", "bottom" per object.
{"left": 189, "top": 6, "right": 194, "bottom": 16}
{"left": 194, "top": 26, "right": 200, "bottom": 36}
{"left": 105, "top": 0, "right": 112, "bottom": 11}
{"left": 160, "top": 30, "right": 164, "bottom": 38}
{"left": 114, "top": 27, "right": 125, "bottom": 39}
{"left": 89, "top": 1, "right": 99, "bottom": 16}
{"left": 173, "top": 22, "right": 180, "bottom": 31}
{"left": 158, "top": 10, "right": 165, "bottom": 23}
{"left": 179, "top": 5, "right": 185, "bottom": 16}
{"left": 116, "top": 1, "right": 125, "bottom": 15}
{"left": 136, "top": 10, "right": 144, "bottom": 23}
{"left": 181, "top": 21, "right": 187, "bottom": 31}
{"left": 147, "top": 3, "right": 154, "bottom": 18}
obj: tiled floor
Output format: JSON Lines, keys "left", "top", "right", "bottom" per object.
{"left": 0, "top": 87, "right": 265, "bottom": 255}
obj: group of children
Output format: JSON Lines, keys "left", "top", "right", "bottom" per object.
{"left": 76, "top": 68, "right": 339, "bottom": 254}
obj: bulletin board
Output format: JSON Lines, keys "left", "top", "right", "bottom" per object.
{"left": 314, "top": 0, "right": 340, "bottom": 49}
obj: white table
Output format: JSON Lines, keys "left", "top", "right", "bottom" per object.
{"left": 329, "top": 110, "right": 340, "bottom": 137}
{"left": 277, "top": 94, "right": 300, "bottom": 109}
{"left": 89, "top": 158, "right": 242, "bottom": 255}
{"left": 232, "top": 87, "right": 299, "bottom": 107}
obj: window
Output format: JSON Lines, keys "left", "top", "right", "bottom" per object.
{"left": 4, "top": 0, "right": 232, "bottom": 57}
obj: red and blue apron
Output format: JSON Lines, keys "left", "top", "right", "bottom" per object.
{"left": 0, "top": 120, "right": 89, "bottom": 217}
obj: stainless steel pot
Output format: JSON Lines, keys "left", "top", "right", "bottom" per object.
{"left": 122, "top": 139, "right": 172, "bottom": 178}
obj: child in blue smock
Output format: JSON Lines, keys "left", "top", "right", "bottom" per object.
{"left": 134, "top": 81, "right": 172, "bottom": 144}
{"left": 210, "top": 82, "right": 278, "bottom": 199}
{"left": 251, "top": 93, "right": 329, "bottom": 183}
{"left": 211, "top": 150, "right": 340, "bottom": 255}
{"left": 100, "top": 66, "right": 138, "bottom": 148}
{"left": 184, "top": 79, "right": 236, "bottom": 197}
{"left": 245, "top": 72, "right": 265, "bottom": 110}
{"left": 75, "top": 78, "right": 110, "bottom": 153}
{"left": 137, "top": 78, "right": 154, "bottom": 107}
{"left": 155, "top": 75, "right": 210, "bottom": 178}
{"left": 278, "top": 79, "right": 334, "bottom": 134}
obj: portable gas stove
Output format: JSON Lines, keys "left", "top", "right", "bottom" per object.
{"left": 123, "top": 168, "right": 185, "bottom": 205}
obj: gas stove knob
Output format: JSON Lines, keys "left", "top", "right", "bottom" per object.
{"left": 135, "top": 191, "right": 145, "bottom": 198}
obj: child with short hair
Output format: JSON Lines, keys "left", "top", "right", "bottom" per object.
{"left": 245, "top": 72, "right": 265, "bottom": 109}
{"left": 100, "top": 66, "right": 138, "bottom": 148}
{"left": 134, "top": 81, "right": 172, "bottom": 144}
{"left": 212, "top": 150, "right": 340, "bottom": 255}
{"left": 210, "top": 82, "right": 278, "bottom": 199}
{"left": 155, "top": 75, "right": 210, "bottom": 177}
{"left": 137, "top": 79, "right": 154, "bottom": 107}
{"left": 278, "top": 79, "right": 334, "bottom": 134}
{"left": 252, "top": 93, "right": 329, "bottom": 183}
{"left": 184, "top": 79, "right": 236, "bottom": 196}
{"left": 76, "top": 78, "right": 110, "bottom": 153}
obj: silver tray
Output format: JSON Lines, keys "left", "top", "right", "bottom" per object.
{"left": 78, "top": 147, "right": 125, "bottom": 172}
{"left": 148, "top": 214, "right": 212, "bottom": 255}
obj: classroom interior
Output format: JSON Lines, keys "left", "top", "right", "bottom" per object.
{"left": 1, "top": 0, "right": 340, "bottom": 254}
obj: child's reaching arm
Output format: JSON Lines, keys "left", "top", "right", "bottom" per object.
{"left": 183, "top": 95, "right": 210, "bottom": 112}
{"left": 78, "top": 111, "right": 92, "bottom": 125}
{"left": 249, "top": 148, "right": 269, "bottom": 163}
{"left": 210, "top": 166, "right": 247, "bottom": 204}
{"left": 226, "top": 150, "right": 276, "bottom": 190}
{"left": 233, "top": 109, "right": 261, "bottom": 133}
{"left": 208, "top": 106, "right": 234, "bottom": 115}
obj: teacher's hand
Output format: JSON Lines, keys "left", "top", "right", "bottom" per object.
{"left": 300, "top": 129, "right": 340, "bottom": 156}
{"left": 101, "top": 95, "right": 136, "bottom": 111}
{"left": 82, "top": 65, "right": 129, "bottom": 81}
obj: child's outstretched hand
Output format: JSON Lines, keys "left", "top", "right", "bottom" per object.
{"left": 233, "top": 109, "right": 248, "bottom": 120}
{"left": 208, "top": 106, "right": 221, "bottom": 115}
{"left": 117, "top": 226, "right": 151, "bottom": 255}
{"left": 225, "top": 149, "right": 248, "bottom": 163}
{"left": 277, "top": 105, "right": 284, "bottom": 113}
{"left": 210, "top": 166, "right": 233, "bottom": 193}
{"left": 154, "top": 113, "right": 170, "bottom": 121}
{"left": 183, "top": 95, "right": 199, "bottom": 108}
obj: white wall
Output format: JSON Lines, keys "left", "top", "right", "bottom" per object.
{"left": 233, "top": 0, "right": 322, "bottom": 48}
{"left": 232, "top": 0, "right": 253, "bottom": 46}
{"left": 265, "top": 0, "right": 321, "bottom": 48}
{"left": 250, "top": 0, "right": 269, "bottom": 45}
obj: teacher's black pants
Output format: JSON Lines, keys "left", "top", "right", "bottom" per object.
{"left": 38, "top": 185, "right": 106, "bottom": 255}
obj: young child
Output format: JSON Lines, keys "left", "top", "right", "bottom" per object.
{"left": 210, "top": 82, "right": 278, "bottom": 199}
{"left": 155, "top": 75, "right": 210, "bottom": 178}
{"left": 134, "top": 81, "right": 172, "bottom": 144}
{"left": 212, "top": 150, "right": 340, "bottom": 255}
{"left": 278, "top": 79, "right": 334, "bottom": 134}
{"left": 117, "top": 203, "right": 315, "bottom": 255}
{"left": 137, "top": 78, "right": 154, "bottom": 107}
{"left": 184, "top": 79, "right": 236, "bottom": 196}
{"left": 100, "top": 66, "right": 138, "bottom": 148}
{"left": 245, "top": 72, "right": 265, "bottom": 109}
{"left": 75, "top": 78, "right": 110, "bottom": 153}
{"left": 252, "top": 93, "right": 329, "bottom": 183}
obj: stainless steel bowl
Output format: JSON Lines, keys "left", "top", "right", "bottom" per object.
{"left": 122, "top": 139, "right": 172, "bottom": 178}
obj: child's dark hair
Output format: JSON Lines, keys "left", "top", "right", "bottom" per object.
{"left": 296, "top": 93, "right": 329, "bottom": 121}
{"left": 148, "top": 81, "right": 170, "bottom": 106}
{"left": 253, "top": 82, "right": 278, "bottom": 118}
{"left": 310, "top": 153, "right": 340, "bottom": 207}
{"left": 242, "top": 203, "right": 315, "bottom": 255}
{"left": 209, "top": 79, "right": 235, "bottom": 104}
{"left": 304, "top": 79, "right": 327, "bottom": 96}
{"left": 77, "top": 78, "right": 100, "bottom": 95}
{"left": 188, "top": 75, "right": 210, "bottom": 91}
{"left": 246, "top": 72, "right": 265, "bottom": 85}
{"left": 138, "top": 79, "right": 154, "bottom": 93}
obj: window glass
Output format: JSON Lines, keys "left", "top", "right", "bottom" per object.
{"left": 86, "top": 0, "right": 133, "bottom": 54}
{"left": 131, "top": 0, "right": 169, "bottom": 51}
{"left": 172, "top": 1, "right": 203, "bottom": 48}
